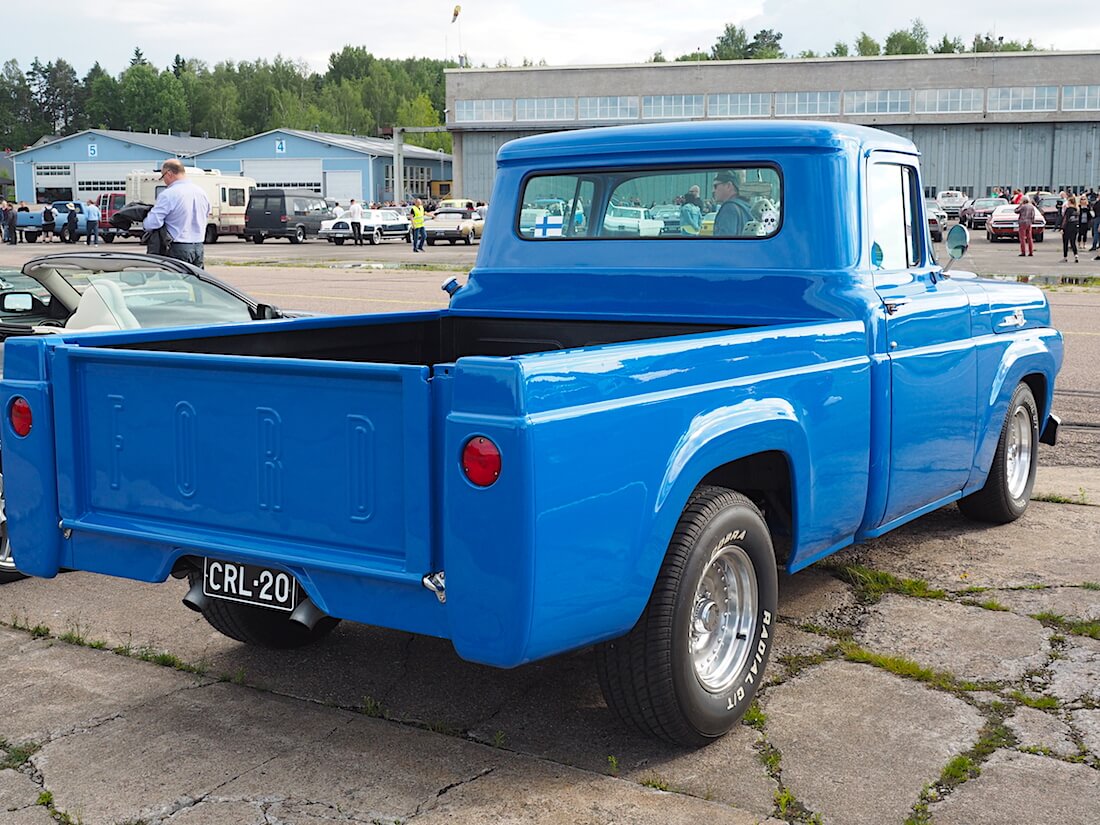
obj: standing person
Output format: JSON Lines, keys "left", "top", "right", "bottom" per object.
{"left": 332, "top": 202, "right": 344, "bottom": 218}
{"left": 1076, "top": 195, "right": 1091, "bottom": 248}
{"left": 410, "top": 198, "right": 426, "bottom": 252}
{"left": 1091, "top": 199, "right": 1100, "bottom": 252}
{"left": 65, "top": 203, "right": 78, "bottom": 243}
{"left": 84, "top": 198, "right": 101, "bottom": 246}
{"left": 1015, "top": 196, "right": 1039, "bottom": 257}
{"left": 41, "top": 203, "right": 55, "bottom": 242}
{"left": 1060, "top": 196, "right": 1079, "bottom": 262}
{"left": 16, "top": 202, "right": 29, "bottom": 242}
{"left": 1011, "top": 188, "right": 1023, "bottom": 205}
{"left": 712, "top": 171, "right": 753, "bottom": 237}
{"left": 1, "top": 202, "right": 14, "bottom": 245}
{"left": 141, "top": 159, "right": 211, "bottom": 267}
{"left": 6, "top": 202, "right": 20, "bottom": 245}
{"left": 347, "top": 199, "right": 363, "bottom": 245}
{"left": 679, "top": 186, "right": 703, "bottom": 236}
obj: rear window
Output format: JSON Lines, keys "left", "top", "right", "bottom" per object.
{"left": 518, "top": 165, "right": 782, "bottom": 240}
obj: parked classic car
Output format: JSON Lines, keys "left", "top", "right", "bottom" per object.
{"left": 1037, "top": 196, "right": 1064, "bottom": 229}
{"left": 602, "top": 204, "right": 664, "bottom": 237}
{"left": 0, "top": 251, "right": 301, "bottom": 583}
{"left": 925, "top": 199, "right": 948, "bottom": 241}
{"left": 319, "top": 209, "right": 412, "bottom": 245}
{"left": 425, "top": 208, "right": 484, "bottom": 244}
{"left": 935, "top": 189, "right": 968, "bottom": 217}
{"left": 987, "top": 204, "right": 1046, "bottom": 242}
{"left": 960, "top": 197, "right": 1008, "bottom": 229}
{"left": 649, "top": 204, "right": 683, "bottom": 235}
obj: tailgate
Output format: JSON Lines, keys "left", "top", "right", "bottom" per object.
{"left": 49, "top": 344, "right": 432, "bottom": 581}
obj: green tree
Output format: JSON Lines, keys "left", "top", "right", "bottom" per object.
{"left": 828, "top": 41, "right": 850, "bottom": 57}
{"left": 396, "top": 92, "right": 451, "bottom": 152}
{"left": 649, "top": 50, "right": 666, "bottom": 62}
{"left": 319, "top": 78, "right": 373, "bottom": 135}
{"left": 119, "top": 63, "right": 160, "bottom": 130}
{"left": 711, "top": 24, "right": 749, "bottom": 60}
{"left": 884, "top": 19, "right": 929, "bottom": 55}
{"left": 674, "top": 50, "right": 711, "bottom": 62}
{"left": 932, "top": 34, "right": 964, "bottom": 54}
{"left": 130, "top": 47, "right": 148, "bottom": 67}
{"left": 153, "top": 70, "right": 189, "bottom": 132}
{"left": 971, "top": 33, "right": 1038, "bottom": 52}
{"left": 82, "top": 64, "right": 121, "bottom": 130}
{"left": 0, "top": 60, "right": 48, "bottom": 148}
{"left": 798, "top": 50, "right": 819, "bottom": 59}
{"left": 746, "top": 29, "right": 784, "bottom": 59}
{"left": 854, "top": 32, "right": 881, "bottom": 56}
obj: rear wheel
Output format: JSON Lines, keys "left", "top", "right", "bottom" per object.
{"left": 186, "top": 570, "right": 340, "bottom": 649}
{"left": 464, "top": 232, "right": 473, "bottom": 245}
{"left": 333, "top": 238, "right": 345, "bottom": 246}
{"left": 369, "top": 228, "right": 382, "bottom": 245}
{"left": 204, "top": 225, "right": 218, "bottom": 244}
{"left": 959, "top": 383, "right": 1039, "bottom": 524}
{"left": 596, "top": 487, "right": 777, "bottom": 746}
{"left": 24, "top": 231, "right": 38, "bottom": 243}
{"left": 289, "top": 226, "right": 306, "bottom": 244}
{"left": 252, "top": 235, "right": 265, "bottom": 244}
{"left": 0, "top": 473, "right": 27, "bottom": 584}
{"left": 102, "top": 233, "right": 115, "bottom": 243}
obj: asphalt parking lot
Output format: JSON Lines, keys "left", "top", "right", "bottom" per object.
{"left": 0, "top": 231, "right": 1096, "bottom": 825}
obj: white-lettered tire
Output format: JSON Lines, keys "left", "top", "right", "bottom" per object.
{"left": 958, "top": 382, "right": 1039, "bottom": 524}
{"left": 186, "top": 570, "right": 340, "bottom": 648}
{"left": 596, "top": 486, "right": 778, "bottom": 746}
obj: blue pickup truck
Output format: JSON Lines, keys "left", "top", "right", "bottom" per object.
{"left": 0, "top": 122, "right": 1062, "bottom": 745}
{"left": 17, "top": 201, "right": 89, "bottom": 242}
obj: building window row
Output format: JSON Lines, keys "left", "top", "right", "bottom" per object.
{"left": 455, "top": 85, "right": 1092, "bottom": 122}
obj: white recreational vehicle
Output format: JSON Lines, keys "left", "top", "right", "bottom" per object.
{"left": 125, "top": 169, "right": 256, "bottom": 243}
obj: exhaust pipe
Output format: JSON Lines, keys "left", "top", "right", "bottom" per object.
{"left": 289, "top": 596, "right": 327, "bottom": 631}
{"left": 182, "top": 580, "right": 209, "bottom": 613}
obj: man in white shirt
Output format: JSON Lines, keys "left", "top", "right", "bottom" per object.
{"left": 332, "top": 202, "right": 345, "bottom": 218}
{"left": 142, "top": 159, "right": 212, "bottom": 267}
{"left": 347, "top": 199, "right": 364, "bottom": 246}
{"left": 84, "top": 199, "right": 102, "bottom": 246}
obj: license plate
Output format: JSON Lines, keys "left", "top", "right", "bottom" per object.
{"left": 202, "top": 558, "right": 298, "bottom": 612}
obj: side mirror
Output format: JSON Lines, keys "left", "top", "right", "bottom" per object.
{"left": 1, "top": 292, "right": 35, "bottom": 312}
{"left": 946, "top": 224, "right": 969, "bottom": 260}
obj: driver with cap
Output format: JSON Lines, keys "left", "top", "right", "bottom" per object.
{"left": 142, "top": 158, "right": 211, "bottom": 267}
{"left": 712, "top": 170, "right": 753, "bottom": 238}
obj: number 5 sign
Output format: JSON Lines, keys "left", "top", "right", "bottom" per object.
{"left": 88, "top": 143, "right": 98, "bottom": 158}
{"left": 274, "top": 138, "right": 287, "bottom": 154}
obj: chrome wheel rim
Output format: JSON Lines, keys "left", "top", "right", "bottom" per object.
{"left": 0, "top": 471, "right": 13, "bottom": 572}
{"left": 690, "top": 541, "right": 758, "bottom": 693}
{"left": 1006, "top": 405, "right": 1033, "bottom": 500}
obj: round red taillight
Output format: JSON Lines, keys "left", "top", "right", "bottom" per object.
{"left": 10, "top": 397, "right": 32, "bottom": 437}
{"left": 462, "top": 436, "right": 501, "bottom": 487}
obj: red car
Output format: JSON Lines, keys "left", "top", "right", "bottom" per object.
{"left": 986, "top": 204, "right": 1045, "bottom": 242}
{"left": 961, "top": 197, "right": 1007, "bottom": 229}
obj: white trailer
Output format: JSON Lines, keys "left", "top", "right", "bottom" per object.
{"left": 126, "top": 169, "right": 256, "bottom": 243}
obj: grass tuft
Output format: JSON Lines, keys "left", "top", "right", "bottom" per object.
{"left": 1082, "top": 581, "right": 1100, "bottom": 591}
{"left": 640, "top": 776, "right": 671, "bottom": 792}
{"left": 1009, "top": 690, "right": 1059, "bottom": 711}
{"left": 840, "top": 643, "right": 958, "bottom": 692}
{"left": 834, "top": 564, "right": 946, "bottom": 603}
{"left": 0, "top": 739, "right": 40, "bottom": 769}
{"left": 361, "top": 695, "right": 387, "bottom": 719}
{"left": 742, "top": 701, "right": 767, "bottom": 731}
{"left": 1031, "top": 612, "right": 1100, "bottom": 640}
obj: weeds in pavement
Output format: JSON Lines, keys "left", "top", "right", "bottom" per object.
{"left": 0, "top": 738, "right": 40, "bottom": 769}
{"left": 833, "top": 564, "right": 946, "bottom": 603}
{"left": 1031, "top": 612, "right": 1100, "bottom": 640}
{"left": 1009, "top": 690, "right": 1060, "bottom": 711}
{"left": 606, "top": 754, "right": 620, "bottom": 776}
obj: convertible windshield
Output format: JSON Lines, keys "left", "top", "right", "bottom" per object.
{"left": 61, "top": 267, "right": 252, "bottom": 326}
{"left": 519, "top": 165, "right": 782, "bottom": 239}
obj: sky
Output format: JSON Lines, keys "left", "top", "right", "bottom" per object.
{"left": 7, "top": 1, "right": 1099, "bottom": 77}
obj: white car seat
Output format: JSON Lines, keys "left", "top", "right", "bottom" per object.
{"left": 65, "top": 279, "right": 141, "bottom": 331}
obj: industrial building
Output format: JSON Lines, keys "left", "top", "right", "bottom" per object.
{"left": 10, "top": 129, "right": 229, "bottom": 204}
{"left": 10, "top": 128, "right": 453, "bottom": 206}
{"left": 191, "top": 129, "right": 452, "bottom": 204}
{"left": 444, "top": 50, "right": 1100, "bottom": 201}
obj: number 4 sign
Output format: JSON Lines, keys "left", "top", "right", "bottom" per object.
{"left": 275, "top": 139, "right": 286, "bottom": 154}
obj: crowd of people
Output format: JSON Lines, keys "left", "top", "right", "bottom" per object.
{"left": 994, "top": 187, "right": 1100, "bottom": 262}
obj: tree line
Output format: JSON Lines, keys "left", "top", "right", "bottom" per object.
{"left": 0, "top": 46, "right": 454, "bottom": 155}
{"left": 0, "top": 22, "right": 1044, "bottom": 159}
{"left": 650, "top": 19, "right": 1038, "bottom": 62}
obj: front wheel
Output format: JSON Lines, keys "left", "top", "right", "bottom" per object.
{"left": 369, "top": 228, "right": 382, "bottom": 245}
{"left": 289, "top": 227, "right": 305, "bottom": 244}
{"left": 959, "top": 383, "right": 1039, "bottom": 524}
{"left": 252, "top": 235, "right": 265, "bottom": 244}
{"left": 204, "top": 225, "right": 218, "bottom": 244}
{"left": 187, "top": 571, "right": 340, "bottom": 648}
{"left": 0, "top": 473, "right": 27, "bottom": 584}
{"left": 596, "top": 487, "right": 778, "bottom": 747}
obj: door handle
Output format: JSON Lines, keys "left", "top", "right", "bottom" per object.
{"left": 884, "top": 298, "right": 909, "bottom": 315}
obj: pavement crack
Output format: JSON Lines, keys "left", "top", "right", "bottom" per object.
{"left": 411, "top": 766, "right": 496, "bottom": 818}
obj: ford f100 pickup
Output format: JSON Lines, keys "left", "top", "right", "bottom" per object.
{"left": 0, "top": 121, "right": 1062, "bottom": 746}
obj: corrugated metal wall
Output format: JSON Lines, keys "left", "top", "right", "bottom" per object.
{"left": 459, "top": 124, "right": 1100, "bottom": 201}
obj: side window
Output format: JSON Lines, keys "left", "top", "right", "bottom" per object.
{"left": 868, "top": 163, "right": 922, "bottom": 270}
{"left": 292, "top": 198, "right": 308, "bottom": 216}
{"left": 229, "top": 189, "right": 246, "bottom": 207}
{"left": 220, "top": 187, "right": 227, "bottom": 203}
{"left": 518, "top": 174, "right": 595, "bottom": 238}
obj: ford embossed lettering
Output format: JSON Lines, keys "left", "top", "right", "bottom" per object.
{"left": 203, "top": 558, "right": 298, "bottom": 612}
